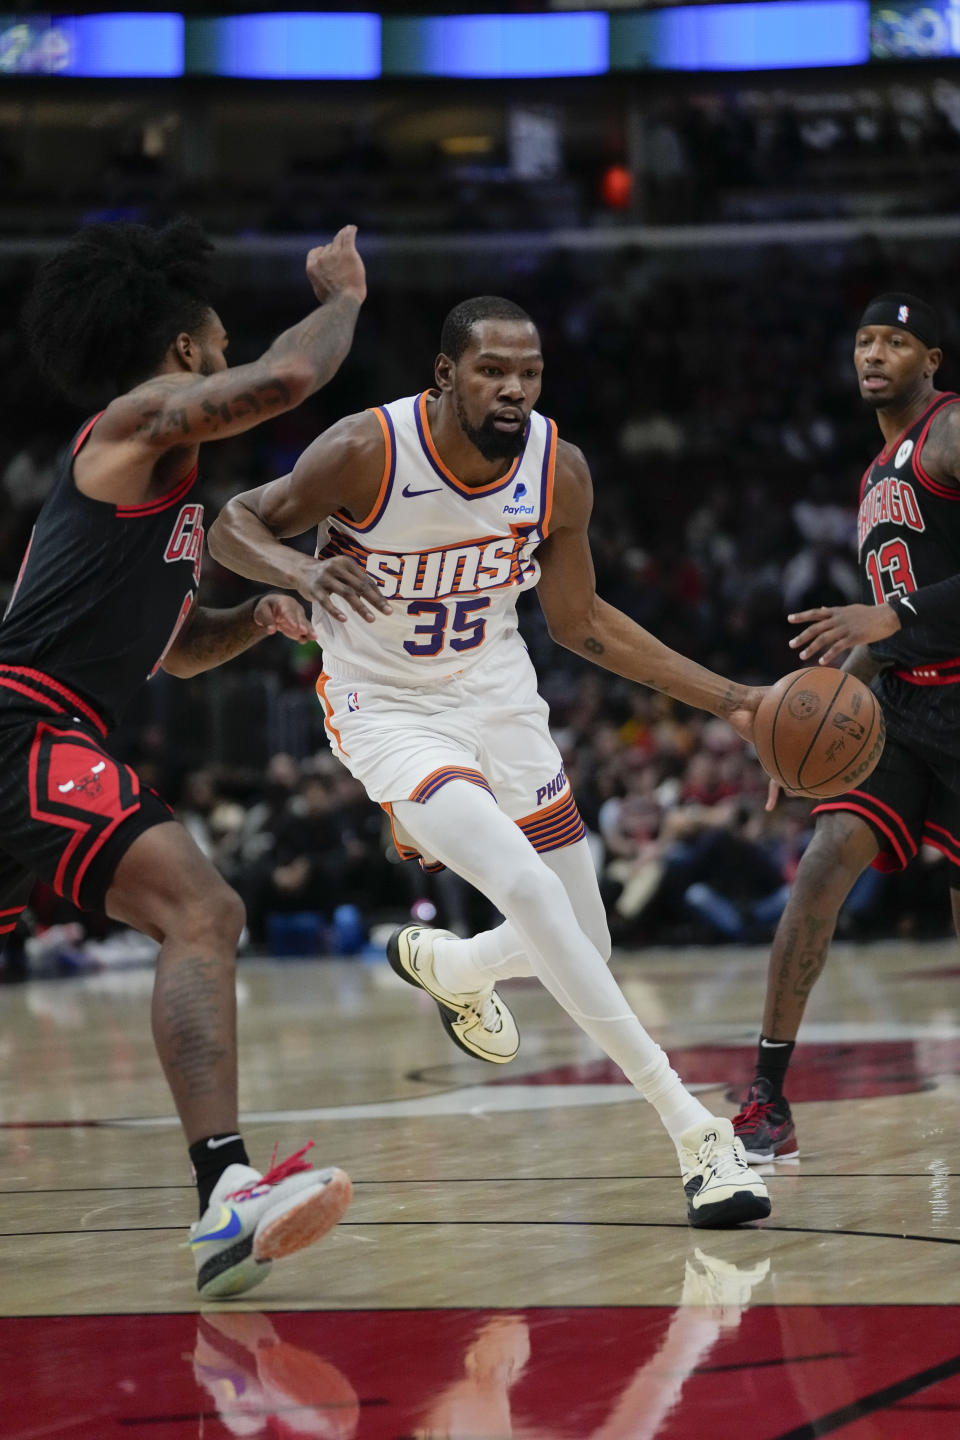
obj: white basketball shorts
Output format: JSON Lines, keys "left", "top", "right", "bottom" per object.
{"left": 315, "top": 640, "right": 585, "bottom": 866}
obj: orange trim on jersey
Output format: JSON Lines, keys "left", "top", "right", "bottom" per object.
{"left": 116, "top": 464, "right": 198, "bottom": 518}
{"left": 408, "top": 766, "right": 495, "bottom": 804}
{"left": 539, "top": 417, "right": 558, "bottom": 538}
{"left": 381, "top": 801, "right": 447, "bottom": 873}
{"left": 333, "top": 406, "right": 396, "bottom": 533}
{"left": 515, "top": 788, "right": 586, "bottom": 853}
{"left": 381, "top": 801, "right": 418, "bottom": 861}
{"left": 417, "top": 391, "right": 525, "bottom": 497}
{"left": 315, "top": 672, "right": 350, "bottom": 757}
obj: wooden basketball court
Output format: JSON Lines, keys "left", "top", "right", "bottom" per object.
{"left": 3, "top": 937, "right": 960, "bottom": 1437}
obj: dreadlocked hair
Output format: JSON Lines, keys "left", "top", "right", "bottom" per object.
{"left": 23, "top": 216, "right": 215, "bottom": 406}
{"left": 440, "top": 295, "right": 535, "bottom": 362}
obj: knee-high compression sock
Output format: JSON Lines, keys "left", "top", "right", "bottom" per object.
{"left": 393, "top": 783, "right": 710, "bottom": 1143}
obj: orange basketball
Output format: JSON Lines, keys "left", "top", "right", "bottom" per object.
{"left": 753, "top": 667, "right": 885, "bottom": 799}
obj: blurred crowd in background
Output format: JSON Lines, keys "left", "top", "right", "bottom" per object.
{"left": 3, "top": 75, "right": 960, "bottom": 974}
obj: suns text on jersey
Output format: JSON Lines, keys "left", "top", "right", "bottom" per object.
{"left": 360, "top": 535, "right": 540, "bottom": 601}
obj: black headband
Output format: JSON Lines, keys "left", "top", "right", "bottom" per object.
{"left": 858, "top": 292, "right": 940, "bottom": 349}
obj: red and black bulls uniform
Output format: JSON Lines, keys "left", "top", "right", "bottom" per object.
{"left": 0, "top": 415, "right": 203, "bottom": 937}
{"left": 815, "top": 392, "right": 960, "bottom": 874}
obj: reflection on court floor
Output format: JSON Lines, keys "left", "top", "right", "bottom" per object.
{"left": 2, "top": 943, "right": 960, "bottom": 1436}
{"left": 7, "top": 1299, "right": 960, "bottom": 1438}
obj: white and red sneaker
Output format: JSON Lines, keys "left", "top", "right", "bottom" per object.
{"left": 190, "top": 1142, "right": 352, "bottom": 1299}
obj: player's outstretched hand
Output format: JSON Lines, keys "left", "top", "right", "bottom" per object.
{"left": 306, "top": 225, "right": 366, "bottom": 305}
{"left": 723, "top": 684, "right": 766, "bottom": 746}
{"left": 253, "top": 594, "right": 315, "bottom": 642}
{"left": 788, "top": 602, "right": 899, "bottom": 664}
{"left": 301, "top": 556, "right": 392, "bottom": 624}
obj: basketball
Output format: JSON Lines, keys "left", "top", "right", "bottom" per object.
{"left": 753, "top": 667, "right": 885, "bottom": 799}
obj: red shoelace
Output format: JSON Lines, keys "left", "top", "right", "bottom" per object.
{"left": 733, "top": 1102, "right": 769, "bottom": 1132}
{"left": 227, "top": 1141, "right": 316, "bottom": 1200}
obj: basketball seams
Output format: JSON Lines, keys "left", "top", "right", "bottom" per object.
{"left": 759, "top": 668, "right": 884, "bottom": 799}
{"left": 766, "top": 684, "right": 796, "bottom": 789}
{"left": 794, "top": 671, "right": 857, "bottom": 789}
{"left": 798, "top": 681, "right": 881, "bottom": 793}
{"left": 782, "top": 671, "right": 846, "bottom": 794}
{"left": 805, "top": 682, "right": 880, "bottom": 789}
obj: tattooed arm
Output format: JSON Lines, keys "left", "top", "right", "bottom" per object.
{"left": 161, "top": 594, "right": 314, "bottom": 679}
{"left": 75, "top": 227, "right": 366, "bottom": 506}
{"left": 535, "top": 441, "right": 765, "bottom": 743}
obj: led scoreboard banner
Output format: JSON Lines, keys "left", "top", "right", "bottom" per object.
{"left": 870, "top": 0, "right": 960, "bottom": 59}
{"left": 0, "top": 5, "right": 956, "bottom": 79}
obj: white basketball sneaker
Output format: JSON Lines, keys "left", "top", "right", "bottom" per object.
{"left": 189, "top": 1143, "right": 352, "bottom": 1299}
{"left": 679, "top": 1118, "right": 771, "bottom": 1228}
{"left": 387, "top": 924, "right": 519, "bottom": 1064}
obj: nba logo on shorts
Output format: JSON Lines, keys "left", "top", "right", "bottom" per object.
{"left": 898, "top": 304, "right": 909, "bottom": 323}
{"left": 347, "top": 691, "right": 360, "bottom": 712}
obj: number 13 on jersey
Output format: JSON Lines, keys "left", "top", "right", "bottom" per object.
{"left": 403, "top": 598, "right": 491, "bottom": 656}
{"left": 865, "top": 537, "right": 918, "bottom": 604}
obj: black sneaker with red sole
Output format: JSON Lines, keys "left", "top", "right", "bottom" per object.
{"left": 732, "top": 1077, "right": 799, "bottom": 1163}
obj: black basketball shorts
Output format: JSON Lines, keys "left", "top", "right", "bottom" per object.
{"left": 812, "top": 672, "right": 960, "bottom": 881}
{"left": 0, "top": 667, "right": 173, "bottom": 926}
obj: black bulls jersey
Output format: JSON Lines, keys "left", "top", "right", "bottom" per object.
{"left": 858, "top": 392, "right": 960, "bottom": 668}
{"left": 0, "top": 415, "right": 203, "bottom": 727}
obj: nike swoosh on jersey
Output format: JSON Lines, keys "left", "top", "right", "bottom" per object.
{"left": 401, "top": 484, "right": 442, "bottom": 498}
{"left": 192, "top": 1205, "right": 244, "bottom": 1245}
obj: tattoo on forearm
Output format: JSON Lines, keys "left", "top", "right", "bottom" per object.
{"left": 584, "top": 636, "right": 605, "bottom": 655}
{"left": 198, "top": 379, "right": 292, "bottom": 433}
{"left": 178, "top": 605, "right": 261, "bottom": 670}
{"left": 716, "top": 683, "right": 737, "bottom": 717}
{"left": 156, "top": 955, "right": 230, "bottom": 1101}
{"left": 136, "top": 378, "right": 294, "bottom": 443}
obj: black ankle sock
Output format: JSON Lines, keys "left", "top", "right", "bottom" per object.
{"left": 754, "top": 1036, "right": 795, "bottom": 1100}
{"left": 189, "top": 1134, "right": 251, "bottom": 1215}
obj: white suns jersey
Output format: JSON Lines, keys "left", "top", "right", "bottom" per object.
{"left": 312, "top": 390, "right": 558, "bottom": 684}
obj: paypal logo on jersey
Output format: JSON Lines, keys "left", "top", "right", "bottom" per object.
{"left": 503, "top": 481, "right": 535, "bottom": 518}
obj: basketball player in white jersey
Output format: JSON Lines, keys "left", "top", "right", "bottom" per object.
{"left": 209, "top": 296, "right": 771, "bottom": 1228}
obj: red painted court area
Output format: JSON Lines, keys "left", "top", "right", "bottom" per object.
{"left": 4, "top": 1305, "right": 960, "bottom": 1439}
{"left": 496, "top": 1038, "right": 960, "bottom": 1102}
